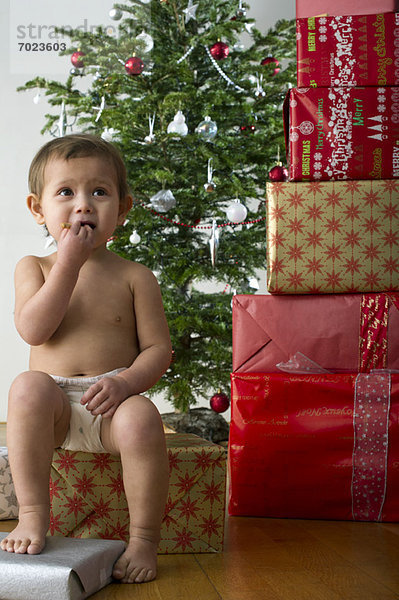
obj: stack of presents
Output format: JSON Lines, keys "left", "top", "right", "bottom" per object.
{"left": 229, "top": 0, "right": 399, "bottom": 522}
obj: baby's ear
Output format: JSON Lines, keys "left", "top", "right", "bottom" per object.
{"left": 118, "top": 194, "right": 133, "bottom": 225}
{"left": 27, "top": 194, "right": 45, "bottom": 225}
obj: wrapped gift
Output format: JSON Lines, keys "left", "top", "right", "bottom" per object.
{"left": 0, "top": 447, "right": 18, "bottom": 520}
{"left": 266, "top": 180, "right": 399, "bottom": 294}
{"left": 297, "top": 13, "right": 399, "bottom": 88}
{"left": 284, "top": 86, "right": 399, "bottom": 181}
{"left": 229, "top": 372, "right": 399, "bottom": 521}
{"left": 49, "top": 433, "right": 226, "bottom": 554}
{"left": 232, "top": 293, "right": 399, "bottom": 373}
{"left": 0, "top": 533, "right": 125, "bottom": 600}
{"left": 296, "top": 0, "right": 399, "bottom": 18}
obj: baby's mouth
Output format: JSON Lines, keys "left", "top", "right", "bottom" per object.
{"left": 80, "top": 221, "right": 96, "bottom": 229}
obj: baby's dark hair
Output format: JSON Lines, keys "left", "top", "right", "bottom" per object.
{"left": 28, "top": 133, "right": 130, "bottom": 203}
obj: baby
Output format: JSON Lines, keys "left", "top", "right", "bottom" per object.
{"left": 0, "top": 134, "right": 172, "bottom": 584}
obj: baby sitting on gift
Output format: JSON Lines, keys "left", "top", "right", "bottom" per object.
{"left": 1, "top": 134, "right": 172, "bottom": 584}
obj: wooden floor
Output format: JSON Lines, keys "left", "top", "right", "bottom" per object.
{"left": 1, "top": 425, "right": 399, "bottom": 599}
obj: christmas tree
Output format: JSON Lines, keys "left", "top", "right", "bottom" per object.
{"left": 18, "top": 1, "right": 296, "bottom": 412}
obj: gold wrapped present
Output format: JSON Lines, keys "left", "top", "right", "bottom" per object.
{"left": 49, "top": 433, "right": 226, "bottom": 553}
{"left": 266, "top": 180, "right": 399, "bottom": 294}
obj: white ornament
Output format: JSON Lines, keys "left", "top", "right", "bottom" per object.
{"left": 137, "top": 31, "right": 154, "bottom": 53}
{"left": 167, "top": 110, "right": 188, "bottom": 136}
{"left": 129, "top": 230, "right": 141, "bottom": 245}
{"left": 209, "top": 220, "right": 220, "bottom": 267}
{"left": 33, "top": 92, "right": 41, "bottom": 104}
{"left": 226, "top": 199, "right": 247, "bottom": 223}
{"left": 183, "top": 0, "right": 199, "bottom": 23}
{"left": 145, "top": 113, "right": 156, "bottom": 143}
{"left": 101, "top": 127, "right": 118, "bottom": 141}
{"left": 109, "top": 7, "right": 123, "bottom": 20}
{"left": 150, "top": 189, "right": 176, "bottom": 213}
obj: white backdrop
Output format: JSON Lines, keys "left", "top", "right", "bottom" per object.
{"left": 0, "top": 0, "right": 294, "bottom": 421}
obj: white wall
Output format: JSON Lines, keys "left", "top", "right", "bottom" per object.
{"left": 0, "top": 0, "right": 294, "bottom": 421}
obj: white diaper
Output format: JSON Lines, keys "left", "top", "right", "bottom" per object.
{"left": 51, "top": 368, "right": 125, "bottom": 453}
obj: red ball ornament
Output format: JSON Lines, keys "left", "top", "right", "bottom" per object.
{"left": 210, "top": 390, "right": 230, "bottom": 413}
{"left": 125, "top": 56, "right": 144, "bottom": 76}
{"left": 210, "top": 41, "right": 229, "bottom": 60}
{"left": 261, "top": 56, "right": 280, "bottom": 75}
{"left": 71, "top": 51, "right": 85, "bottom": 68}
{"left": 269, "top": 164, "right": 289, "bottom": 182}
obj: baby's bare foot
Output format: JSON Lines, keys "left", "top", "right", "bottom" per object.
{"left": 0, "top": 505, "right": 49, "bottom": 555}
{"left": 113, "top": 536, "right": 158, "bottom": 583}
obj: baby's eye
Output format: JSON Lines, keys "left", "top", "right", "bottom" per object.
{"left": 59, "top": 188, "right": 73, "bottom": 196}
{"left": 93, "top": 188, "right": 106, "bottom": 196}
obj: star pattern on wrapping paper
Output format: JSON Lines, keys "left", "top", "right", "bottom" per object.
{"left": 363, "top": 216, "right": 382, "bottom": 234}
{"left": 305, "top": 230, "right": 324, "bottom": 248}
{"left": 200, "top": 481, "right": 224, "bottom": 506}
{"left": 304, "top": 203, "right": 324, "bottom": 221}
{"left": 172, "top": 526, "right": 196, "bottom": 552}
{"left": 382, "top": 257, "right": 399, "bottom": 274}
{"left": 286, "top": 190, "right": 307, "bottom": 209}
{"left": 162, "top": 497, "right": 179, "bottom": 529}
{"left": 168, "top": 449, "right": 183, "bottom": 473}
{"left": 178, "top": 496, "right": 201, "bottom": 523}
{"left": 49, "top": 476, "right": 63, "bottom": 501}
{"left": 286, "top": 244, "right": 306, "bottom": 262}
{"left": 72, "top": 472, "right": 96, "bottom": 498}
{"left": 324, "top": 271, "right": 343, "bottom": 290}
{"left": 285, "top": 270, "right": 306, "bottom": 290}
{"left": 381, "top": 180, "right": 399, "bottom": 193}
{"left": 49, "top": 510, "right": 65, "bottom": 534}
{"left": 363, "top": 272, "right": 382, "bottom": 289}
{"left": 342, "top": 230, "right": 362, "bottom": 248}
{"left": 287, "top": 217, "right": 306, "bottom": 236}
{"left": 106, "top": 520, "right": 129, "bottom": 542}
{"left": 343, "top": 257, "right": 362, "bottom": 275}
{"left": 305, "top": 257, "right": 324, "bottom": 275}
{"left": 175, "top": 471, "right": 197, "bottom": 495}
{"left": 92, "top": 496, "right": 113, "bottom": 519}
{"left": 324, "top": 216, "right": 343, "bottom": 235}
{"left": 343, "top": 181, "right": 362, "bottom": 193}
{"left": 325, "top": 191, "right": 343, "bottom": 207}
{"left": 362, "top": 243, "right": 382, "bottom": 261}
{"left": 89, "top": 454, "right": 113, "bottom": 475}
{"left": 324, "top": 244, "right": 343, "bottom": 261}
{"left": 269, "top": 257, "right": 286, "bottom": 275}
{"left": 63, "top": 492, "right": 88, "bottom": 518}
{"left": 362, "top": 190, "right": 381, "bottom": 207}
{"left": 382, "top": 203, "right": 399, "bottom": 220}
{"left": 268, "top": 231, "right": 286, "bottom": 248}
{"left": 269, "top": 204, "right": 286, "bottom": 221}
{"left": 193, "top": 449, "right": 214, "bottom": 473}
{"left": 342, "top": 202, "right": 362, "bottom": 221}
{"left": 380, "top": 230, "right": 399, "bottom": 247}
{"left": 106, "top": 472, "right": 125, "bottom": 500}
{"left": 53, "top": 451, "right": 79, "bottom": 475}
{"left": 198, "top": 515, "right": 221, "bottom": 539}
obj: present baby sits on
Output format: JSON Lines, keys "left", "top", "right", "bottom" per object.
{"left": 0, "top": 134, "right": 172, "bottom": 584}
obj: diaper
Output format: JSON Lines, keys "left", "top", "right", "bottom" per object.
{"left": 51, "top": 368, "right": 125, "bottom": 453}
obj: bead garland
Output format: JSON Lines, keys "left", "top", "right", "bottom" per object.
{"left": 134, "top": 198, "right": 265, "bottom": 229}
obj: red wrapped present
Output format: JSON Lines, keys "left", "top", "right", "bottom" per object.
{"left": 49, "top": 433, "right": 226, "bottom": 554}
{"left": 266, "top": 180, "right": 399, "bottom": 294}
{"left": 297, "top": 13, "right": 399, "bottom": 88}
{"left": 284, "top": 86, "right": 399, "bottom": 181}
{"left": 232, "top": 293, "right": 399, "bottom": 373}
{"left": 229, "top": 372, "right": 399, "bottom": 521}
{"left": 296, "top": 0, "right": 399, "bottom": 18}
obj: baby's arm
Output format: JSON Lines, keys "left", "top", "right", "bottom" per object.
{"left": 15, "top": 223, "right": 94, "bottom": 345}
{"left": 81, "top": 266, "right": 172, "bottom": 418}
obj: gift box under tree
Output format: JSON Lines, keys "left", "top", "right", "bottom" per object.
{"left": 284, "top": 86, "right": 399, "bottom": 182}
{"left": 296, "top": 12, "right": 399, "bottom": 88}
{"left": 266, "top": 179, "right": 399, "bottom": 294}
{"left": 295, "top": 0, "right": 399, "bottom": 17}
{"left": 49, "top": 433, "right": 226, "bottom": 554}
{"left": 229, "top": 371, "right": 399, "bottom": 521}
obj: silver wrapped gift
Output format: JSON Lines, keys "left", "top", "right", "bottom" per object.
{"left": 0, "top": 533, "right": 125, "bottom": 599}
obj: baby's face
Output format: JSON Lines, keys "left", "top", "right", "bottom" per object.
{"left": 34, "top": 155, "right": 125, "bottom": 246}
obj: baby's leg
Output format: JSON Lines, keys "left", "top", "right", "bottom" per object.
{"left": 0, "top": 371, "right": 70, "bottom": 555}
{"left": 101, "top": 396, "right": 169, "bottom": 583}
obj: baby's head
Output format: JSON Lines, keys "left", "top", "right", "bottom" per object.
{"left": 28, "top": 133, "right": 130, "bottom": 205}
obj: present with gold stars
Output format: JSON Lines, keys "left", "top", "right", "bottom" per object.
{"left": 49, "top": 433, "right": 226, "bottom": 554}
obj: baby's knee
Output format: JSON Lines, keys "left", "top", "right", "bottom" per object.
{"left": 114, "top": 395, "right": 163, "bottom": 441}
{"left": 9, "top": 371, "right": 55, "bottom": 409}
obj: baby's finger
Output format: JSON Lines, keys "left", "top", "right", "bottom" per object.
{"left": 80, "top": 381, "right": 103, "bottom": 405}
